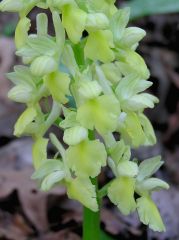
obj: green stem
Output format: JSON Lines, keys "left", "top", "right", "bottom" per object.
{"left": 83, "top": 177, "right": 100, "bottom": 240}
{"left": 83, "top": 130, "right": 101, "bottom": 240}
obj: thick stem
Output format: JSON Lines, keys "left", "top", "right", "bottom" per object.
{"left": 83, "top": 177, "right": 100, "bottom": 240}
{"left": 83, "top": 131, "right": 101, "bottom": 240}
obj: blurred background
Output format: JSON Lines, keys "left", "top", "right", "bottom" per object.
{"left": 0, "top": 0, "right": 179, "bottom": 239}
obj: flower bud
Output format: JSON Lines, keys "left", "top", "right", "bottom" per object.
{"left": 8, "top": 85, "right": 34, "bottom": 103}
{"left": 14, "top": 107, "right": 37, "bottom": 137}
{"left": 63, "top": 126, "right": 88, "bottom": 145}
{"left": 15, "top": 17, "right": 31, "bottom": 49}
{"left": 79, "top": 81, "right": 102, "bottom": 100}
{"left": 30, "top": 56, "right": 58, "bottom": 76}
{"left": 0, "top": 0, "right": 23, "bottom": 12}
{"left": 86, "top": 13, "right": 109, "bottom": 31}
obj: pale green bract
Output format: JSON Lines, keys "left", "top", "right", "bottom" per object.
{"left": 1, "top": 0, "right": 168, "bottom": 232}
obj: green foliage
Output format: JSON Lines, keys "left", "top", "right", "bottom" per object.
{"left": 127, "top": 0, "right": 179, "bottom": 20}
{"left": 0, "top": 0, "right": 169, "bottom": 234}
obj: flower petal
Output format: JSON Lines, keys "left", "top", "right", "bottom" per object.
{"left": 62, "top": 4, "right": 87, "bottom": 44}
{"left": 108, "top": 177, "right": 136, "bottom": 215}
{"left": 77, "top": 95, "right": 120, "bottom": 135}
{"left": 137, "top": 196, "right": 166, "bottom": 232}
{"left": 67, "top": 177, "right": 98, "bottom": 212}
{"left": 44, "top": 71, "right": 70, "bottom": 104}
{"left": 66, "top": 139, "right": 107, "bottom": 178}
{"left": 84, "top": 30, "right": 115, "bottom": 63}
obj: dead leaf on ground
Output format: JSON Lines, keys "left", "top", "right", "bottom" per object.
{"left": 148, "top": 187, "right": 179, "bottom": 240}
{"left": 38, "top": 229, "right": 81, "bottom": 240}
{"left": 0, "top": 37, "right": 15, "bottom": 99}
{"left": 0, "top": 99, "right": 23, "bottom": 137}
{"left": 0, "top": 211, "right": 33, "bottom": 240}
{"left": 0, "top": 138, "right": 66, "bottom": 234}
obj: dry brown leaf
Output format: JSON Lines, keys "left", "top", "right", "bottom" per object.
{"left": 0, "top": 211, "right": 32, "bottom": 240}
{"left": 0, "top": 37, "right": 15, "bottom": 99}
{"left": 0, "top": 138, "right": 66, "bottom": 233}
{"left": 37, "top": 230, "right": 81, "bottom": 240}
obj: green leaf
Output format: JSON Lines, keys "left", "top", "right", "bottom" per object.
{"left": 127, "top": 0, "right": 179, "bottom": 20}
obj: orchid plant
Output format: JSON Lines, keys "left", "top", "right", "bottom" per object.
{"left": 0, "top": 0, "right": 169, "bottom": 239}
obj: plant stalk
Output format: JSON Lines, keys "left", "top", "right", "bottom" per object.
{"left": 83, "top": 130, "right": 101, "bottom": 240}
{"left": 83, "top": 177, "right": 100, "bottom": 240}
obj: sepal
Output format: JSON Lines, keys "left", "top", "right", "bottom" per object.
{"left": 117, "top": 161, "right": 138, "bottom": 177}
{"left": 30, "top": 56, "right": 58, "bottom": 76}
{"left": 137, "top": 196, "right": 166, "bottom": 232}
{"left": 110, "top": 8, "right": 130, "bottom": 44}
{"left": 136, "top": 178, "right": 169, "bottom": 193}
{"left": 32, "top": 159, "right": 65, "bottom": 191}
{"left": 116, "top": 49, "right": 150, "bottom": 79}
{"left": 137, "top": 156, "right": 163, "bottom": 181}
